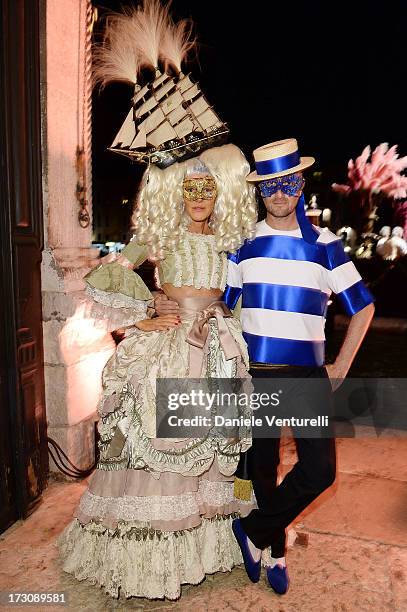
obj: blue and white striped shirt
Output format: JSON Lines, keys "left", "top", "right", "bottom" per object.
{"left": 224, "top": 221, "right": 374, "bottom": 367}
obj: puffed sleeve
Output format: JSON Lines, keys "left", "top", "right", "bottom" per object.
{"left": 78, "top": 239, "right": 154, "bottom": 333}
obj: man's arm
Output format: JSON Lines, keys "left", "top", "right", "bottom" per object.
{"left": 154, "top": 292, "right": 243, "bottom": 319}
{"left": 326, "top": 302, "right": 374, "bottom": 390}
{"left": 154, "top": 292, "right": 180, "bottom": 315}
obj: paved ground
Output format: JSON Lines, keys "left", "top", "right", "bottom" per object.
{"left": 1, "top": 435, "right": 406, "bottom": 611}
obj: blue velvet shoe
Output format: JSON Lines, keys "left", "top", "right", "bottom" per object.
{"left": 232, "top": 518, "right": 261, "bottom": 583}
{"left": 265, "top": 563, "right": 289, "bottom": 594}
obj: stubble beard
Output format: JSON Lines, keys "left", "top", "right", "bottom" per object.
{"left": 268, "top": 207, "right": 293, "bottom": 218}
{"left": 267, "top": 200, "right": 293, "bottom": 218}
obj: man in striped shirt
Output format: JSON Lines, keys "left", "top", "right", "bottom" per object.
{"left": 228, "top": 139, "right": 374, "bottom": 593}
{"left": 225, "top": 215, "right": 373, "bottom": 368}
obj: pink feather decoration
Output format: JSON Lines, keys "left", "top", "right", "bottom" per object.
{"left": 332, "top": 143, "right": 407, "bottom": 199}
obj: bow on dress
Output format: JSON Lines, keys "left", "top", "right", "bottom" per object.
{"left": 185, "top": 301, "right": 241, "bottom": 378}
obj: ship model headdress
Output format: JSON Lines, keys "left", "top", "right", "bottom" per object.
{"left": 93, "top": 0, "right": 229, "bottom": 168}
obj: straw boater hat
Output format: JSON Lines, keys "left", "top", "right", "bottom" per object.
{"left": 247, "top": 138, "right": 315, "bottom": 182}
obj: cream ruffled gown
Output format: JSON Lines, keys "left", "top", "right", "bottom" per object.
{"left": 57, "top": 232, "right": 253, "bottom": 600}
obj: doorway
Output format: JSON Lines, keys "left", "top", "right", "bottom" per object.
{"left": 0, "top": 0, "right": 49, "bottom": 533}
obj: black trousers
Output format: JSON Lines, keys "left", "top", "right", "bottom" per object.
{"left": 240, "top": 365, "right": 336, "bottom": 555}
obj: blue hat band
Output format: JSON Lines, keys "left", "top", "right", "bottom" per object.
{"left": 255, "top": 151, "right": 300, "bottom": 176}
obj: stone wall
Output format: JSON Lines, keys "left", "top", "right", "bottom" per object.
{"left": 40, "top": 0, "right": 115, "bottom": 472}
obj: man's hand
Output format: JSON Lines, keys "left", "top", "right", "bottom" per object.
{"left": 154, "top": 293, "right": 180, "bottom": 316}
{"left": 135, "top": 315, "right": 180, "bottom": 332}
{"left": 326, "top": 302, "right": 375, "bottom": 392}
{"left": 325, "top": 362, "right": 348, "bottom": 391}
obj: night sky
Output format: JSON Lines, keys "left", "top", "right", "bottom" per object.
{"left": 93, "top": 0, "right": 407, "bottom": 211}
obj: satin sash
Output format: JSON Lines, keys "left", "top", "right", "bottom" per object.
{"left": 178, "top": 296, "right": 241, "bottom": 377}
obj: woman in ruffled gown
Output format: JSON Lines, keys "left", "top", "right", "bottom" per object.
{"left": 57, "top": 143, "right": 257, "bottom": 599}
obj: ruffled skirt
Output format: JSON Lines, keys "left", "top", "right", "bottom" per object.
{"left": 57, "top": 296, "right": 253, "bottom": 600}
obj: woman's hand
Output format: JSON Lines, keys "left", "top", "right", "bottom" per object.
{"left": 135, "top": 315, "right": 180, "bottom": 332}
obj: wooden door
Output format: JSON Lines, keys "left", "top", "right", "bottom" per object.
{"left": 0, "top": 0, "right": 49, "bottom": 533}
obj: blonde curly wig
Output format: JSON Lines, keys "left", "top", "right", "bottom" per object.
{"left": 131, "top": 143, "right": 257, "bottom": 260}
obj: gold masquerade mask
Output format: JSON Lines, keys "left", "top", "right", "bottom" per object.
{"left": 183, "top": 177, "right": 217, "bottom": 201}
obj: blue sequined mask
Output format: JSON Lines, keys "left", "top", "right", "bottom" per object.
{"left": 259, "top": 174, "right": 304, "bottom": 198}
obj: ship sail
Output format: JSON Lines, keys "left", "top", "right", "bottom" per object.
{"left": 181, "top": 83, "right": 200, "bottom": 102}
{"left": 131, "top": 122, "right": 147, "bottom": 148}
{"left": 154, "top": 79, "right": 175, "bottom": 101}
{"left": 111, "top": 108, "right": 135, "bottom": 149}
{"left": 133, "top": 72, "right": 168, "bottom": 105}
{"left": 167, "top": 104, "right": 187, "bottom": 126}
{"left": 147, "top": 121, "right": 177, "bottom": 148}
{"left": 109, "top": 70, "right": 229, "bottom": 166}
{"left": 174, "top": 117, "right": 194, "bottom": 139}
{"left": 196, "top": 108, "right": 221, "bottom": 130}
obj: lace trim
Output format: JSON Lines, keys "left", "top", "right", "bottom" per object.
{"left": 57, "top": 514, "right": 242, "bottom": 600}
{"left": 86, "top": 285, "right": 149, "bottom": 311}
{"left": 224, "top": 316, "right": 250, "bottom": 369}
{"left": 157, "top": 233, "right": 227, "bottom": 290}
{"left": 71, "top": 289, "right": 148, "bottom": 333}
{"left": 201, "top": 239, "right": 211, "bottom": 288}
{"left": 77, "top": 480, "right": 235, "bottom": 523}
{"left": 172, "top": 247, "right": 183, "bottom": 287}
{"left": 220, "top": 251, "right": 228, "bottom": 289}
{"left": 198, "top": 479, "right": 235, "bottom": 506}
{"left": 153, "top": 266, "right": 161, "bottom": 289}
{"left": 75, "top": 511, "right": 239, "bottom": 538}
{"left": 184, "top": 232, "right": 194, "bottom": 286}
{"left": 206, "top": 319, "right": 237, "bottom": 379}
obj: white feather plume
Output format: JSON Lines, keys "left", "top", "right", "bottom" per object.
{"left": 160, "top": 17, "right": 195, "bottom": 73}
{"left": 93, "top": 0, "right": 196, "bottom": 88}
{"left": 133, "top": 0, "right": 170, "bottom": 70}
{"left": 93, "top": 9, "right": 142, "bottom": 88}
